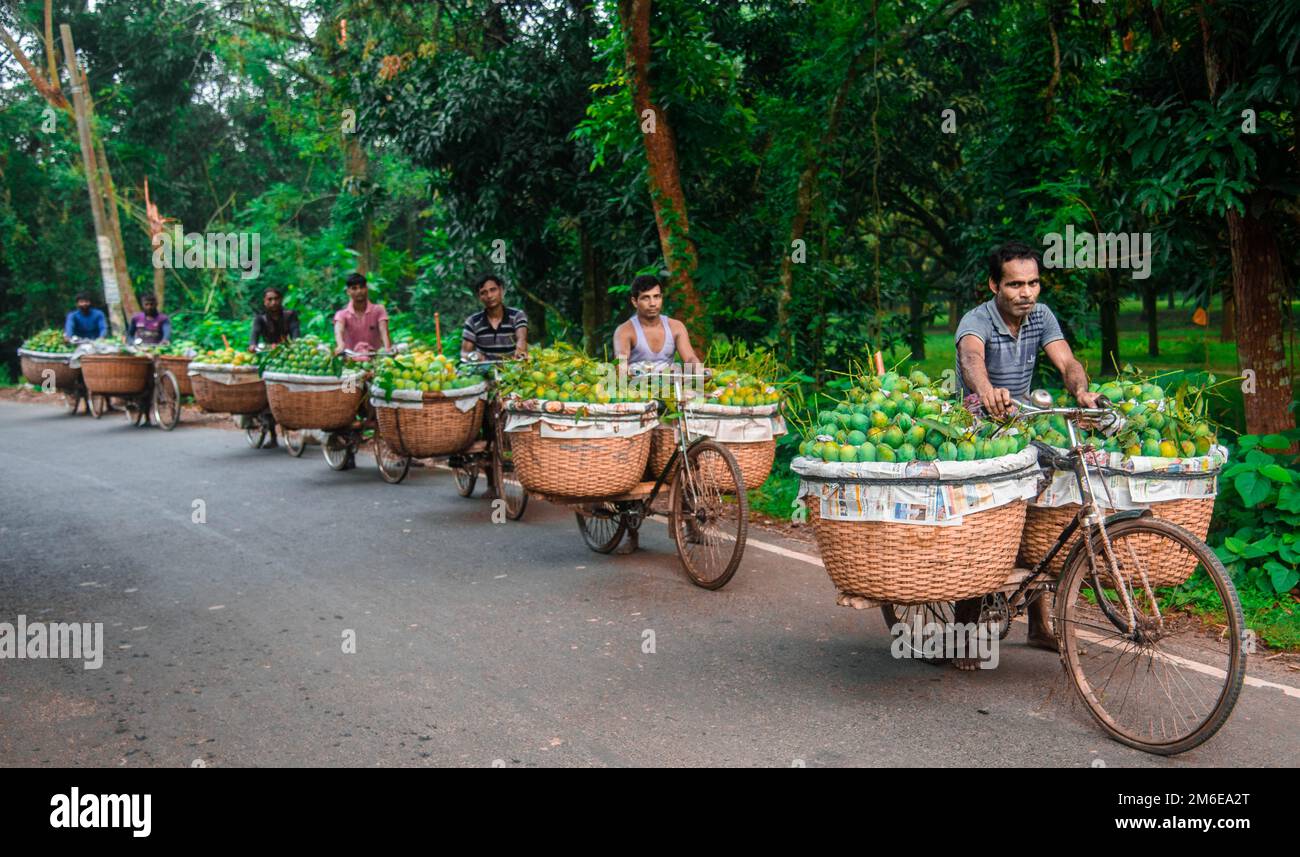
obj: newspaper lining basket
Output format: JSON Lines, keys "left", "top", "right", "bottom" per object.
{"left": 80, "top": 353, "right": 153, "bottom": 396}
{"left": 264, "top": 373, "right": 367, "bottom": 431}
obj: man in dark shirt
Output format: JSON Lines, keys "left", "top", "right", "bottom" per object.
{"left": 64, "top": 292, "right": 108, "bottom": 341}
{"left": 249, "top": 287, "right": 300, "bottom": 351}
{"left": 461, "top": 274, "right": 528, "bottom": 360}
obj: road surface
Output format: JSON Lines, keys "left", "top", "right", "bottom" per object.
{"left": 1, "top": 399, "right": 1296, "bottom": 767}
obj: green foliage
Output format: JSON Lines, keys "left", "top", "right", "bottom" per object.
{"left": 1211, "top": 431, "right": 1300, "bottom": 599}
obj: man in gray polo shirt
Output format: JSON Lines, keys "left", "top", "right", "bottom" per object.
{"left": 954, "top": 241, "right": 1100, "bottom": 659}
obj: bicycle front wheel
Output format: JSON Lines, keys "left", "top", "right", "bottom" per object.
{"left": 1056, "top": 516, "right": 1246, "bottom": 755}
{"left": 669, "top": 439, "right": 746, "bottom": 590}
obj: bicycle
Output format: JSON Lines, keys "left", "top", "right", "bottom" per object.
{"left": 880, "top": 390, "right": 1245, "bottom": 755}
{"left": 88, "top": 350, "right": 183, "bottom": 431}
{"left": 565, "top": 367, "right": 748, "bottom": 590}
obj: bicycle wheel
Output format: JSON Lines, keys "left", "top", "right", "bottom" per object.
{"left": 575, "top": 503, "right": 626, "bottom": 553}
{"left": 245, "top": 417, "right": 268, "bottom": 448}
{"left": 322, "top": 433, "right": 351, "bottom": 471}
{"left": 452, "top": 465, "right": 477, "bottom": 497}
{"left": 669, "top": 439, "right": 746, "bottom": 590}
{"left": 63, "top": 392, "right": 82, "bottom": 415}
{"left": 374, "top": 436, "right": 411, "bottom": 484}
{"left": 283, "top": 429, "right": 306, "bottom": 457}
{"left": 881, "top": 602, "right": 955, "bottom": 665}
{"left": 1056, "top": 516, "right": 1246, "bottom": 755}
{"left": 491, "top": 420, "right": 528, "bottom": 520}
{"left": 152, "top": 371, "right": 181, "bottom": 431}
{"left": 88, "top": 394, "right": 108, "bottom": 419}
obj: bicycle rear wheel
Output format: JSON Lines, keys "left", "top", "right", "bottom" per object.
{"left": 576, "top": 503, "right": 626, "bottom": 553}
{"left": 152, "top": 371, "right": 181, "bottom": 431}
{"left": 491, "top": 419, "right": 528, "bottom": 520}
{"left": 669, "top": 439, "right": 746, "bottom": 590}
{"left": 452, "top": 464, "right": 477, "bottom": 497}
{"left": 322, "top": 433, "right": 351, "bottom": 470}
{"left": 374, "top": 436, "right": 411, "bottom": 484}
{"left": 283, "top": 429, "right": 306, "bottom": 457}
{"left": 1056, "top": 516, "right": 1246, "bottom": 755}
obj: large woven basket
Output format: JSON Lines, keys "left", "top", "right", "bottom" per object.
{"left": 1018, "top": 497, "right": 1213, "bottom": 586}
{"left": 645, "top": 425, "right": 776, "bottom": 489}
{"left": 157, "top": 355, "right": 193, "bottom": 397}
{"left": 190, "top": 366, "right": 268, "bottom": 415}
{"left": 374, "top": 394, "right": 484, "bottom": 458}
{"left": 807, "top": 500, "right": 1027, "bottom": 604}
{"left": 265, "top": 374, "right": 367, "bottom": 431}
{"left": 19, "top": 353, "right": 79, "bottom": 391}
{"left": 80, "top": 353, "right": 153, "bottom": 396}
{"left": 512, "top": 423, "right": 652, "bottom": 498}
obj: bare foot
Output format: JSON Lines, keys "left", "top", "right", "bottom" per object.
{"left": 1027, "top": 597, "right": 1059, "bottom": 652}
{"left": 951, "top": 656, "right": 980, "bottom": 671}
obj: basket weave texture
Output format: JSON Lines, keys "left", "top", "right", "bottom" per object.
{"left": 808, "top": 500, "right": 1027, "bottom": 604}
{"left": 80, "top": 354, "right": 152, "bottom": 396}
{"left": 513, "top": 422, "right": 651, "bottom": 498}
{"left": 375, "top": 395, "right": 484, "bottom": 457}
{"left": 1018, "top": 497, "right": 1213, "bottom": 586}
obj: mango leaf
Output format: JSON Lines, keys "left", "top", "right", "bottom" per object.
{"left": 1235, "top": 471, "right": 1272, "bottom": 506}
{"left": 917, "top": 417, "right": 958, "bottom": 440}
{"left": 1260, "top": 464, "right": 1294, "bottom": 483}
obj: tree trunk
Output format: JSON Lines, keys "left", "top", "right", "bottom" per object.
{"left": 92, "top": 130, "right": 139, "bottom": 318}
{"left": 1143, "top": 280, "right": 1158, "bottom": 357}
{"left": 580, "top": 223, "right": 603, "bottom": 355}
{"left": 345, "top": 137, "right": 372, "bottom": 274}
{"left": 1227, "top": 205, "right": 1295, "bottom": 435}
{"left": 619, "top": 0, "right": 704, "bottom": 335}
{"left": 1221, "top": 283, "right": 1235, "bottom": 342}
{"left": 949, "top": 297, "right": 960, "bottom": 333}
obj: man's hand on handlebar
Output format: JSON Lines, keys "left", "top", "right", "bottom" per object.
{"left": 1074, "top": 390, "right": 1103, "bottom": 409}
{"left": 979, "top": 386, "right": 1014, "bottom": 419}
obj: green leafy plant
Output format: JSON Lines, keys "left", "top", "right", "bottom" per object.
{"left": 1211, "top": 430, "right": 1300, "bottom": 598}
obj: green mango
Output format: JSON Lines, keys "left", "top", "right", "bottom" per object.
{"left": 857, "top": 442, "right": 878, "bottom": 462}
{"left": 907, "top": 425, "right": 927, "bottom": 447}
{"left": 839, "top": 444, "right": 860, "bottom": 463}
{"left": 925, "top": 429, "right": 945, "bottom": 448}
{"left": 846, "top": 430, "right": 867, "bottom": 446}
{"left": 883, "top": 426, "right": 905, "bottom": 449}
{"left": 810, "top": 442, "right": 825, "bottom": 459}
{"left": 895, "top": 413, "right": 914, "bottom": 432}
{"left": 849, "top": 412, "right": 870, "bottom": 432}
{"left": 870, "top": 409, "right": 890, "bottom": 429}
{"left": 821, "top": 442, "right": 840, "bottom": 462}
{"left": 899, "top": 397, "right": 917, "bottom": 417}
{"left": 876, "top": 444, "right": 897, "bottom": 463}
{"left": 896, "top": 443, "right": 917, "bottom": 462}
{"left": 1141, "top": 438, "right": 1162, "bottom": 457}
{"left": 918, "top": 443, "right": 938, "bottom": 461}
{"left": 957, "top": 441, "right": 977, "bottom": 461}
{"left": 938, "top": 441, "right": 959, "bottom": 461}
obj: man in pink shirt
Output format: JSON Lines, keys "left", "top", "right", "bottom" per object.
{"left": 333, "top": 272, "right": 392, "bottom": 356}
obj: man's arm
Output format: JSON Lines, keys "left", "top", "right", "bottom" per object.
{"left": 126, "top": 315, "right": 138, "bottom": 340}
{"left": 64, "top": 312, "right": 75, "bottom": 340}
{"left": 671, "top": 319, "right": 700, "bottom": 365}
{"left": 613, "top": 322, "right": 633, "bottom": 360}
{"left": 160, "top": 318, "right": 172, "bottom": 343}
{"left": 513, "top": 325, "right": 529, "bottom": 358}
{"left": 249, "top": 315, "right": 263, "bottom": 351}
{"left": 287, "top": 312, "right": 300, "bottom": 340}
{"left": 1043, "top": 340, "right": 1101, "bottom": 407}
{"left": 957, "top": 334, "right": 1013, "bottom": 418}
{"left": 377, "top": 314, "right": 391, "bottom": 351}
{"left": 333, "top": 315, "right": 347, "bottom": 352}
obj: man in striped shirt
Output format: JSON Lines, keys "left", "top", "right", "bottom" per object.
{"left": 954, "top": 241, "right": 1100, "bottom": 661}
{"left": 461, "top": 274, "right": 528, "bottom": 360}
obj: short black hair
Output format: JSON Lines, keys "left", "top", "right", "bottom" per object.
{"left": 630, "top": 274, "right": 661, "bottom": 300}
{"left": 263, "top": 287, "right": 284, "bottom": 299}
{"left": 140, "top": 292, "right": 157, "bottom": 304}
{"left": 472, "top": 273, "right": 503, "bottom": 294}
{"left": 987, "top": 241, "right": 1041, "bottom": 283}
{"left": 345, "top": 272, "right": 367, "bottom": 289}
{"left": 76, "top": 292, "right": 92, "bottom": 302}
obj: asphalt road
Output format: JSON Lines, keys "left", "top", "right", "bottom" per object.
{"left": 1, "top": 399, "right": 1297, "bottom": 767}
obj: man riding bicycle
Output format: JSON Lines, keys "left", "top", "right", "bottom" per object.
{"left": 953, "top": 241, "right": 1101, "bottom": 663}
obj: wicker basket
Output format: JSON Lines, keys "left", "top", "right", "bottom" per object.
{"left": 265, "top": 374, "right": 367, "bottom": 431}
{"left": 1018, "top": 497, "right": 1213, "bottom": 586}
{"left": 374, "top": 394, "right": 485, "bottom": 458}
{"left": 645, "top": 425, "right": 777, "bottom": 488}
{"left": 807, "top": 500, "right": 1027, "bottom": 604}
{"left": 19, "top": 353, "right": 79, "bottom": 391}
{"left": 512, "top": 423, "right": 652, "bottom": 498}
{"left": 190, "top": 366, "right": 268, "bottom": 415}
{"left": 156, "top": 355, "right": 193, "bottom": 397}
{"left": 80, "top": 353, "right": 153, "bottom": 396}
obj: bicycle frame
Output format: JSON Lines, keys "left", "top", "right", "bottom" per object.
{"left": 1001, "top": 399, "right": 1142, "bottom": 637}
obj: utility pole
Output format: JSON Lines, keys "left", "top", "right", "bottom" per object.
{"left": 59, "top": 23, "right": 123, "bottom": 336}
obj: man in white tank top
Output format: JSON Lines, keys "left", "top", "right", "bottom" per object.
{"left": 613, "top": 274, "right": 700, "bottom": 366}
